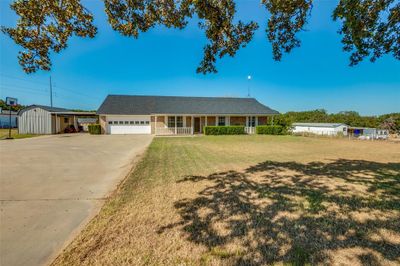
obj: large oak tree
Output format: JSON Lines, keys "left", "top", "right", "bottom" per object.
{"left": 2, "top": 0, "right": 399, "bottom": 74}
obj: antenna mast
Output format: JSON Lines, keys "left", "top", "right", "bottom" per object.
{"left": 247, "top": 75, "right": 252, "bottom": 97}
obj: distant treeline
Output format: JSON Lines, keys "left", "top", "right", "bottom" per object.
{"left": 277, "top": 110, "right": 400, "bottom": 133}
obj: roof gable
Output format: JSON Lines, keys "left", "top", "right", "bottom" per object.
{"left": 97, "top": 95, "right": 279, "bottom": 115}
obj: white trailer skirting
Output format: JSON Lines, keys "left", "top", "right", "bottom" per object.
{"left": 292, "top": 123, "right": 348, "bottom": 136}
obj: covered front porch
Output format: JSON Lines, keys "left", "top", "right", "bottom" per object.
{"left": 152, "top": 115, "right": 275, "bottom": 135}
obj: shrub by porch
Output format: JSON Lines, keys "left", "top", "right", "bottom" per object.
{"left": 256, "top": 125, "right": 286, "bottom": 135}
{"left": 204, "top": 126, "right": 245, "bottom": 135}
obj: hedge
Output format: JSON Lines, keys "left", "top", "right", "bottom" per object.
{"left": 204, "top": 126, "right": 245, "bottom": 135}
{"left": 256, "top": 125, "right": 286, "bottom": 135}
{"left": 88, "top": 124, "right": 101, "bottom": 135}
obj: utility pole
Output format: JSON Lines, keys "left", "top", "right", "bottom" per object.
{"left": 49, "top": 76, "right": 53, "bottom": 107}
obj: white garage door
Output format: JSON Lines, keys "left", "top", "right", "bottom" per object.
{"left": 107, "top": 116, "right": 151, "bottom": 134}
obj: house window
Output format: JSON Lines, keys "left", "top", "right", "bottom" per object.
{"left": 177, "top": 116, "right": 183, "bottom": 127}
{"left": 168, "top": 116, "right": 175, "bottom": 128}
{"left": 135, "top": 121, "right": 139, "bottom": 125}
{"left": 119, "top": 121, "right": 123, "bottom": 125}
{"left": 130, "top": 121, "right": 134, "bottom": 125}
{"left": 145, "top": 121, "right": 150, "bottom": 125}
{"left": 125, "top": 121, "right": 129, "bottom": 125}
{"left": 64, "top": 117, "right": 69, "bottom": 123}
{"left": 140, "top": 121, "right": 145, "bottom": 125}
{"left": 108, "top": 121, "right": 113, "bottom": 125}
{"left": 218, "top": 116, "right": 226, "bottom": 126}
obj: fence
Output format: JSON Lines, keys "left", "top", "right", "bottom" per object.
{"left": 156, "top": 127, "right": 192, "bottom": 135}
{"left": 244, "top": 127, "right": 256, "bottom": 134}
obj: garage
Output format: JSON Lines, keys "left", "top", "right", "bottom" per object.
{"left": 106, "top": 115, "right": 151, "bottom": 134}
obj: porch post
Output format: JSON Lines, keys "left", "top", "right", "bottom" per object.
{"left": 215, "top": 116, "right": 218, "bottom": 126}
{"left": 246, "top": 116, "right": 248, "bottom": 127}
{"left": 175, "top": 116, "right": 177, "bottom": 135}
{"left": 271, "top": 115, "right": 274, "bottom": 125}
{"left": 73, "top": 115, "right": 78, "bottom": 131}
{"left": 205, "top": 116, "right": 207, "bottom": 126}
{"left": 55, "top": 114, "right": 58, "bottom": 134}
{"left": 191, "top": 116, "right": 194, "bottom": 134}
{"left": 255, "top": 116, "right": 258, "bottom": 126}
{"left": 155, "top": 115, "right": 157, "bottom": 135}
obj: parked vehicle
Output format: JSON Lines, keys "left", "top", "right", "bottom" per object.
{"left": 64, "top": 125, "right": 77, "bottom": 133}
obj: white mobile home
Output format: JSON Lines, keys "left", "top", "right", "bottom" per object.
{"left": 18, "top": 105, "right": 97, "bottom": 134}
{"left": 292, "top": 123, "right": 348, "bottom": 136}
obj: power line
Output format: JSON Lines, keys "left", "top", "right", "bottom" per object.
{"left": 49, "top": 76, "right": 53, "bottom": 107}
{"left": 1, "top": 73, "right": 103, "bottom": 101}
{"left": 0, "top": 83, "right": 47, "bottom": 92}
{"left": 0, "top": 73, "right": 49, "bottom": 86}
{"left": 53, "top": 85, "right": 104, "bottom": 100}
{"left": 0, "top": 86, "right": 49, "bottom": 95}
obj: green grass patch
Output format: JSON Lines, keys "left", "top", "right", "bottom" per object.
{"left": 0, "top": 129, "right": 39, "bottom": 140}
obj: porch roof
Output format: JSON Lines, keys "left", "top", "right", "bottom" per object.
{"left": 97, "top": 95, "right": 279, "bottom": 115}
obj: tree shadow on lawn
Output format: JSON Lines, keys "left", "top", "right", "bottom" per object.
{"left": 158, "top": 159, "right": 400, "bottom": 265}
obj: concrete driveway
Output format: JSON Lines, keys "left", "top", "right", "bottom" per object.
{"left": 0, "top": 134, "right": 153, "bottom": 266}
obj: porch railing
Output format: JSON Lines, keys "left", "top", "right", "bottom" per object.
{"left": 156, "top": 127, "right": 192, "bottom": 135}
{"left": 245, "top": 127, "right": 256, "bottom": 134}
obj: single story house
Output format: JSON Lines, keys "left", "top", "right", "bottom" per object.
{"left": 292, "top": 122, "right": 348, "bottom": 136}
{"left": 97, "top": 95, "right": 279, "bottom": 135}
{"left": 18, "top": 105, "right": 97, "bottom": 134}
{"left": 0, "top": 109, "right": 18, "bottom": 128}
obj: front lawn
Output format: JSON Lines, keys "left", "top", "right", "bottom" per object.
{"left": 52, "top": 135, "right": 400, "bottom": 266}
{"left": 0, "top": 128, "right": 39, "bottom": 139}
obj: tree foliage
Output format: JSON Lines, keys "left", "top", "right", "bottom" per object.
{"left": 333, "top": 0, "right": 400, "bottom": 65}
{"left": 2, "top": 0, "right": 399, "bottom": 74}
{"left": 1, "top": 0, "right": 97, "bottom": 73}
{"left": 262, "top": 0, "right": 313, "bottom": 61}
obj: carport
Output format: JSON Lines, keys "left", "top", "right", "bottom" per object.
{"left": 18, "top": 105, "right": 97, "bottom": 134}
{"left": 52, "top": 111, "right": 97, "bottom": 133}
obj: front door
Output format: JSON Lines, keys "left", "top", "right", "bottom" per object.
{"left": 194, "top": 117, "right": 201, "bottom": 133}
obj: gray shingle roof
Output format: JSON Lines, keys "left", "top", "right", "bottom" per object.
{"left": 97, "top": 95, "right": 279, "bottom": 115}
{"left": 293, "top": 122, "right": 348, "bottom": 128}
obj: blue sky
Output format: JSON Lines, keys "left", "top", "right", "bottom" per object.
{"left": 1, "top": 0, "right": 399, "bottom": 115}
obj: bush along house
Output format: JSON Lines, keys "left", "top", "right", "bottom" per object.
{"left": 97, "top": 95, "right": 279, "bottom": 135}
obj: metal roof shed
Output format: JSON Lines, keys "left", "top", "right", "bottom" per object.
{"left": 18, "top": 105, "right": 96, "bottom": 134}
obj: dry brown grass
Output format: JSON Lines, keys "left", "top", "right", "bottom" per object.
{"left": 52, "top": 135, "right": 400, "bottom": 266}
